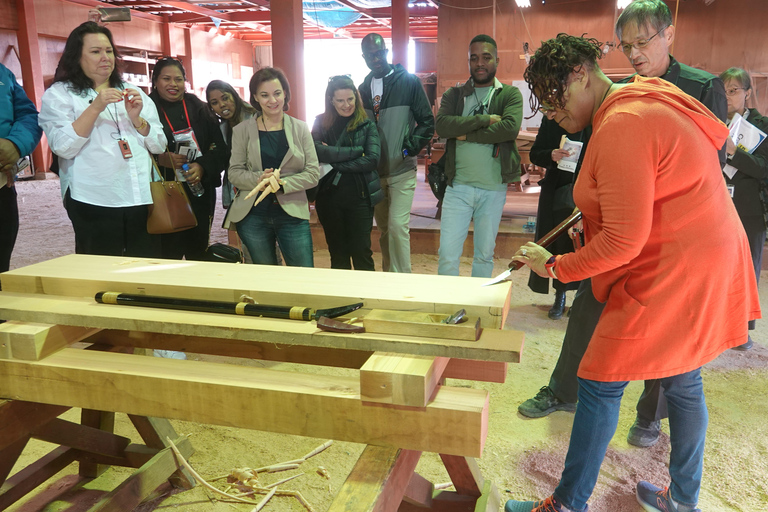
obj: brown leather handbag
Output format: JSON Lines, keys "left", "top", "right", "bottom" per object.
{"left": 146, "top": 155, "right": 198, "bottom": 234}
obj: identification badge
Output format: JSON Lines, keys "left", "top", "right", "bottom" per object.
{"left": 727, "top": 184, "right": 735, "bottom": 198}
{"left": 118, "top": 139, "right": 133, "bottom": 159}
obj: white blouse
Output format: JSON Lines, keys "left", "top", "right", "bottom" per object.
{"left": 39, "top": 82, "right": 167, "bottom": 207}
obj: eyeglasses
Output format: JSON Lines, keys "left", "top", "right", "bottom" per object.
{"left": 725, "top": 87, "right": 746, "bottom": 97}
{"left": 620, "top": 26, "right": 668, "bottom": 55}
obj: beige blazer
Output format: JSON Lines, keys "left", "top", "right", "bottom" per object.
{"left": 224, "top": 114, "right": 320, "bottom": 228}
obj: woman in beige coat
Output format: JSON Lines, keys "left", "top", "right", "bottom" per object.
{"left": 225, "top": 67, "right": 319, "bottom": 266}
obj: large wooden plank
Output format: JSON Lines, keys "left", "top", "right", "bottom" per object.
{"left": 328, "top": 445, "right": 422, "bottom": 512}
{"left": 360, "top": 353, "right": 449, "bottom": 407}
{"left": 0, "top": 349, "right": 490, "bottom": 457}
{"left": 0, "top": 255, "right": 511, "bottom": 328}
{"left": 0, "top": 293, "right": 523, "bottom": 363}
{"left": 0, "top": 321, "right": 101, "bottom": 361}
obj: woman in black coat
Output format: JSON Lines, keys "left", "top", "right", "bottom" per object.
{"left": 720, "top": 67, "right": 768, "bottom": 351}
{"left": 149, "top": 57, "right": 229, "bottom": 261}
{"left": 528, "top": 117, "right": 589, "bottom": 319}
{"left": 311, "top": 75, "right": 382, "bottom": 270}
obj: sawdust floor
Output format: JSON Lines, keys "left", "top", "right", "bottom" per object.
{"left": 6, "top": 179, "right": 768, "bottom": 512}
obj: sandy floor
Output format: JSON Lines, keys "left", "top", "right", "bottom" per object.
{"left": 5, "top": 178, "right": 768, "bottom": 512}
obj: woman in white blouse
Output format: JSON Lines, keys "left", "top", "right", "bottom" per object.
{"left": 39, "top": 21, "right": 166, "bottom": 257}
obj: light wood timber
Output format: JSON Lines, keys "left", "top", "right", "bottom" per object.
{"left": 0, "top": 348, "right": 490, "bottom": 457}
{"left": 0, "top": 446, "right": 78, "bottom": 511}
{"left": 363, "top": 310, "right": 482, "bottom": 341}
{"left": 0, "top": 255, "right": 511, "bottom": 328}
{"left": 0, "top": 400, "right": 70, "bottom": 451}
{"left": 360, "top": 353, "right": 449, "bottom": 407}
{"left": 0, "top": 321, "right": 101, "bottom": 361}
{"left": 32, "top": 418, "right": 131, "bottom": 458}
{"left": 127, "top": 415, "right": 196, "bottom": 488}
{"left": 86, "top": 330, "right": 511, "bottom": 382}
{"left": 88, "top": 437, "right": 194, "bottom": 512}
{"left": 473, "top": 480, "right": 502, "bottom": 512}
{"left": 401, "top": 471, "right": 434, "bottom": 508}
{"left": 327, "top": 445, "right": 422, "bottom": 512}
{"left": 0, "top": 293, "right": 523, "bottom": 363}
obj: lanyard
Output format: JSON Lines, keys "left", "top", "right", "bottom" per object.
{"left": 161, "top": 98, "right": 190, "bottom": 132}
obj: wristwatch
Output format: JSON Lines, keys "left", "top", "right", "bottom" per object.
{"left": 545, "top": 255, "right": 558, "bottom": 279}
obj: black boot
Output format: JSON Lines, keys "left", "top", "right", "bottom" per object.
{"left": 548, "top": 290, "right": 566, "bottom": 320}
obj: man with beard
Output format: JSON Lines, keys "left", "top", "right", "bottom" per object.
{"left": 359, "top": 34, "right": 434, "bottom": 273}
{"left": 435, "top": 34, "right": 523, "bottom": 277}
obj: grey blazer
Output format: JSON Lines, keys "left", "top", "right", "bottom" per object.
{"left": 224, "top": 114, "right": 320, "bottom": 228}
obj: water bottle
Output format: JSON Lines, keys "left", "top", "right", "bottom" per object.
{"left": 179, "top": 163, "right": 204, "bottom": 197}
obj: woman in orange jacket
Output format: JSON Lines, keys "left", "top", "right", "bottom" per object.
{"left": 506, "top": 34, "right": 760, "bottom": 512}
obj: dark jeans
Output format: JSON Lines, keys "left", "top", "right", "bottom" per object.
{"left": 0, "top": 186, "right": 19, "bottom": 283}
{"left": 548, "top": 278, "right": 666, "bottom": 423}
{"left": 554, "top": 369, "right": 707, "bottom": 511}
{"left": 160, "top": 185, "right": 215, "bottom": 261}
{"left": 65, "top": 190, "right": 160, "bottom": 257}
{"left": 236, "top": 200, "right": 313, "bottom": 267}
{"left": 315, "top": 179, "right": 375, "bottom": 271}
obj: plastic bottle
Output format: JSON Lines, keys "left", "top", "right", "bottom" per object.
{"left": 179, "top": 163, "right": 204, "bottom": 197}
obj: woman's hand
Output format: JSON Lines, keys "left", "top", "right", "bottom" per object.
{"left": 512, "top": 242, "right": 553, "bottom": 278}
{"left": 90, "top": 88, "right": 125, "bottom": 113}
{"left": 123, "top": 88, "right": 144, "bottom": 125}
{"left": 726, "top": 136, "right": 736, "bottom": 157}
{"left": 551, "top": 148, "right": 571, "bottom": 163}
{"left": 183, "top": 162, "right": 204, "bottom": 185}
{"left": 158, "top": 152, "right": 188, "bottom": 169}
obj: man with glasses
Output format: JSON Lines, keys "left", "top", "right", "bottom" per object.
{"left": 517, "top": 0, "right": 728, "bottom": 452}
{"left": 435, "top": 34, "right": 522, "bottom": 277}
{"left": 359, "top": 33, "right": 434, "bottom": 273}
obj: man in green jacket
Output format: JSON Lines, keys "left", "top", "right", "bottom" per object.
{"left": 435, "top": 34, "right": 523, "bottom": 277}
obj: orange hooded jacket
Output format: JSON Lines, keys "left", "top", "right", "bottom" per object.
{"left": 557, "top": 76, "right": 761, "bottom": 382}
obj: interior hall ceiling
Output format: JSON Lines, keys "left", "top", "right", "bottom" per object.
{"left": 95, "top": 0, "right": 439, "bottom": 44}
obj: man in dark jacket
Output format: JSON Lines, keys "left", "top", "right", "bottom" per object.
{"left": 435, "top": 34, "right": 522, "bottom": 278}
{"left": 517, "top": 0, "right": 728, "bottom": 457}
{"left": 0, "top": 63, "right": 43, "bottom": 286}
{"left": 359, "top": 34, "right": 434, "bottom": 273}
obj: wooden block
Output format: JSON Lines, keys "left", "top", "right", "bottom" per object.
{"left": 0, "top": 321, "right": 100, "bottom": 361}
{"left": 0, "top": 446, "right": 78, "bottom": 511}
{"left": 1, "top": 254, "right": 511, "bottom": 328}
{"left": 363, "top": 310, "right": 481, "bottom": 341}
{"left": 402, "top": 472, "right": 434, "bottom": 508}
{"left": 0, "top": 349, "right": 490, "bottom": 457}
{"left": 89, "top": 436, "right": 194, "bottom": 512}
{"left": 80, "top": 410, "right": 115, "bottom": 478}
{"left": 444, "top": 359, "right": 507, "bottom": 383}
{"left": 0, "top": 335, "right": 9, "bottom": 359}
{"left": 439, "top": 455, "right": 483, "bottom": 497}
{"left": 0, "top": 293, "right": 522, "bottom": 363}
{"left": 360, "top": 353, "right": 449, "bottom": 407}
{"left": 328, "top": 445, "right": 422, "bottom": 512}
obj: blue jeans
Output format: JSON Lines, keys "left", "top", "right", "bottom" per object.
{"left": 236, "top": 201, "right": 313, "bottom": 267}
{"left": 554, "top": 369, "right": 707, "bottom": 511}
{"left": 438, "top": 183, "right": 507, "bottom": 278}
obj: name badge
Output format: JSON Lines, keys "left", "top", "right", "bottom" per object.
{"left": 727, "top": 184, "right": 735, "bottom": 198}
{"left": 118, "top": 139, "right": 133, "bottom": 159}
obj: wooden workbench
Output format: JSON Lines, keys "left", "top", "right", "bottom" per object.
{"left": 0, "top": 255, "right": 523, "bottom": 512}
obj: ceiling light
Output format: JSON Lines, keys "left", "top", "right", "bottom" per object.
{"left": 617, "top": 0, "right": 632, "bottom": 9}
{"left": 516, "top": 0, "right": 531, "bottom": 6}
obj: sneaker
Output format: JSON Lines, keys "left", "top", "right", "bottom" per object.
{"left": 518, "top": 386, "right": 577, "bottom": 418}
{"left": 627, "top": 417, "right": 661, "bottom": 447}
{"left": 732, "top": 335, "right": 754, "bottom": 351}
{"left": 505, "top": 495, "right": 583, "bottom": 512}
{"left": 636, "top": 481, "right": 701, "bottom": 512}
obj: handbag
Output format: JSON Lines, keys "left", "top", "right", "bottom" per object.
{"left": 427, "top": 152, "right": 448, "bottom": 201}
{"left": 146, "top": 154, "right": 198, "bottom": 234}
{"left": 205, "top": 243, "right": 243, "bottom": 263}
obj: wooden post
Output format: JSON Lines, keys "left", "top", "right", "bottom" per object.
{"left": 15, "top": 0, "right": 48, "bottom": 177}
{"left": 160, "top": 15, "right": 172, "bottom": 57}
{"left": 181, "top": 28, "right": 195, "bottom": 93}
{"left": 391, "top": 0, "right": 410, "bottom": 69}
{"left": 270, "top": 0, "right": 306, "bottom": 120}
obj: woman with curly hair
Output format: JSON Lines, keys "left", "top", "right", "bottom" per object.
{"left": 505, "top": 34, "right": 759, "bottom": 512}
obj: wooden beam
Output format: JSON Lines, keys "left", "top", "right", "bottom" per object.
{"left": 439, "top": 455, "right": 483, "bottom": 497}
{"left": 271, "top": 0, "right": 306, "bottom": 119}
{"left": 402, "top": 471, "right": 434, "bottom": 508}
{"left": 128, "top": 415, "right": 196, "bottom": 488}
{"left": 392, "top": 0, "right": 410, "bottom": 67}
{"left": 328, "top": 445, "right": 422, "bottom": 512}
{"left": 0, "top": 349, "right": 490, "bottom": 457}
{"left": 0, "top": 294, "right": 522, "bottom": 363}
{"left": 89, "top": 437, "right": 194, "bottom": 512}
{"left": 398, "top": 491, "right": 475, "bottom": 512}
{"left": 0, "top": 321, "right": 100, "bottom": 361}
{"left": 0, "top": 255, "right": 512, "bottom": 329}
{"left": 32, "top": 418, "right": 131, "bottom": 458}
{"left": 360, "top": 353, "right": 449, "bottom": 407}
{"left": 79, "top": 410, "right": 115, "bottom": 478}
{"left": 0, "top": 436, "right": 28, "bottom": 485}
{"left": 0, "top": 400, "right": 70, "bottom": 452}
{"left": 0, "top": 447, "right": 78, "bottom": 511}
